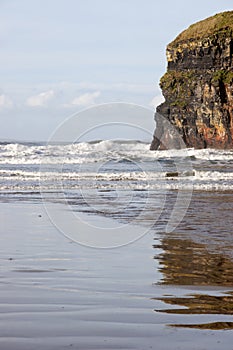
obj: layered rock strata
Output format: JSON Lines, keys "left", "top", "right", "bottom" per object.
{"left": 151, "top": 11, "right": 233, "bottom": 149}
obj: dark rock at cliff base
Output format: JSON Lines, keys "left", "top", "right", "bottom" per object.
{"left": 151, "top": 11, "right": 233, "bottom": 150}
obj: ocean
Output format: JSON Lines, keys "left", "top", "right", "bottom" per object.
{"left": 2, "top": 139, "right": 233, "bottom": 193}
{"left": 1, "top": 140, "right": 233, "bottom": 349}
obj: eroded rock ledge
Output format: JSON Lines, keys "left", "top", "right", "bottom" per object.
{"left": 151, "top": 11, "right": 233, "bottom": 150}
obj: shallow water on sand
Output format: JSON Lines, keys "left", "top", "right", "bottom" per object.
{"left": 1, "top": 191, "right": 233, "bottom": 349}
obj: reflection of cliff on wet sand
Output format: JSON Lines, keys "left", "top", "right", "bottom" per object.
{"left": 155, "top": 294, "right": 233, "bottom": 330}
{"left": 153, "top": 236, "right": 233, "bottom": 329}
{"left": 154, "top": 237, "right": 233, "bottom": 286}
{"left": 170, "top": 322, "right": 233, "bottom": 330}
{"left": 155, "top": 293, "right": 233, "bottom": 330}
{"left": 156, "top": 293, "right": 233, "bottom": 315}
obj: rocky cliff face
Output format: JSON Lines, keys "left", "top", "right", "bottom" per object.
{"left": 151, "top": 11, "right": 233, "bottom": 150}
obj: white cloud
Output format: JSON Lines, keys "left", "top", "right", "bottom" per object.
{"left": 70, "top": 91, "right": 101, "bottom": 107}
{"left": 0, "top": 94, "right": 13, "bottom": 108}
{"left": 26, "top": 89, "right": 55, "bottom": 107}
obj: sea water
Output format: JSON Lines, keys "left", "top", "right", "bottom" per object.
{"left": 1, "top": 140, "right": 233, "bottom": 192}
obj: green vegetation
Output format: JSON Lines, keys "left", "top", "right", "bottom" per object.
{"left": 169, "top": 11, "right": 233, "bottom": 48}
{"left": 160, "top": 68, "right": 233, "bottom": 109}
{"left": 160, "top": 70, "right": 196, "bottom": 108}
{"left": 212, "top": 69, "right": 233, "bottom": 84}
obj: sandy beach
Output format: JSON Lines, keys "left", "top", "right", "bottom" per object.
{"left": 1, "top": 199, "right": 233, "bottom": 349}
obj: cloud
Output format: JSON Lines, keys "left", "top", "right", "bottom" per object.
{"left": 0, "top": 94, "right": 13, "bottom": 108}
{"left": 70, "top": 91, "right": 100, "bottom": 107}
{"left": 26, "top": 89, "right": 55, "bottom": 107}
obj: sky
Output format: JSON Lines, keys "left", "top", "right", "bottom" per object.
{"left": 0, "top": 0, "right": 232, "bottom": 141}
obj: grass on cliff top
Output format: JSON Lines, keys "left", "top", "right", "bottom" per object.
{"left": 169, "top": 11, "right": 233, "bottom": 47}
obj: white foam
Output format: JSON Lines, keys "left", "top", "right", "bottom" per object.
{"left": 1, "top": 142, "right": 233, "bottom": 192}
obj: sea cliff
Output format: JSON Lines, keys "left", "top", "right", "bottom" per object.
{"left": 151, "top": 11, "right": 233, "bottom": 150}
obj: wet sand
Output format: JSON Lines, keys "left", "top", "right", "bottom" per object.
{"left": 1, "top": 199, "right": 233, "bottom": 349}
